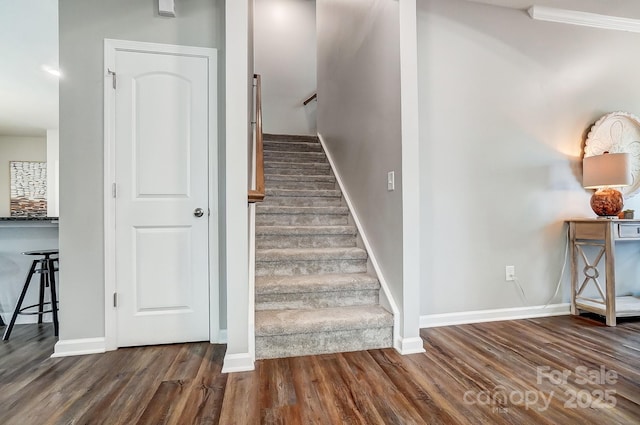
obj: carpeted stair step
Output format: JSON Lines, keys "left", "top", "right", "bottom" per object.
{"left": 264, "top": 140, "right": 323, "bottom": 153}
{"left": 264, "top": 150, "right": 327, "bottom": 163}
{"left": 264, "top": 134, "right": 319, "bottom": 143}
{"left": 266, "top": 173, "right": 336, "bottom": 191}
{"left": 256, "top": 206, "right": 349, "bottom": 226}
{"left": 266, "top": 188, "right": 341, "bottom": 198}
{"left": 255, "top": 305, "right": 393, "bottom": 359}
{"left": 265, "top": 179, "right": 336, "bottom": 190}
{"left": 264, "top": 161, "right": 331, "bottom": 176}
{"left": 263, "top": 188, "right": 343, "bottom": 207}
{"left": 256, "top": 225, "right": 357, "bottom": 249}
{"left": 255, "top": 247, "right": 368, "bottom": 276}
{"left": 255, "top": 273, "right": 379, "bottom": 310}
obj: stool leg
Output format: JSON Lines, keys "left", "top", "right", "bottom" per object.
{"left": 3, "top": 260, "right": 38, "bottom": 341}
{"left": 48, "top": 258, "right": 59, "bottom": 337}
{"left": 38, "top": 259, "right": 47, "bottom": 324}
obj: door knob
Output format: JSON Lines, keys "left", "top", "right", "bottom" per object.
{"left": 194, "top": 208, "right": 205, "bottom": 218}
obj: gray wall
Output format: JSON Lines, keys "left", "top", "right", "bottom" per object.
{"left": 417, "top": 0, "right": 640, "bottom": 316}
{"left": 254, "top": 0, "right": 317, "bottom": 135}
{"left": 0, "top": 136, "right": 47, "bottom": 216}
{"left": 316, "top": 0, "right": 404, "bottom": 320}
{"left": 59, "top": 0, "right": 225, "bottom": 339}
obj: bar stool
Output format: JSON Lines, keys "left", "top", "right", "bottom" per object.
{"left": 3, "top": 249, "right": 59, "bottom": 340}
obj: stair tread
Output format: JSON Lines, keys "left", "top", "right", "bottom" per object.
{"left": 264, "top": 150, "right": 326, "bottom": 156}
{"left": 264, "top": 134, "right": 319, "bottom": 142}
{"left": 266, "top": 174, "right": 335, "bottom": 182}
{"left": 256, "top": 225, "right": 356, "bottom": 236}
{"left": 255, "top": 305, "right": 393, "bottom": 336}
{"left": 256, "top": 246, "right": 367, "bottom": 261}
{"left": 266, "top": 188, "right": 341, "bottom": 198}
{"left": 256, "top": 205, "right": 348, "bottom": 214}
{"left": 256, "top": 273, "right": 379, "bottom": 294}
{"left": 264, "top": 141, "right": 323, "bottom": 152}
{"left": 264, "top": 161, "right": 330, "bottom": 168}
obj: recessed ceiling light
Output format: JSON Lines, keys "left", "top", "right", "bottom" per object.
{"left": 42, "top": 65, "right": 62, "bottom": 78}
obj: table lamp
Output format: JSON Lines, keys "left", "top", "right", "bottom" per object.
{"left": 583, "top": 152, "right": 632, "bottom": 217}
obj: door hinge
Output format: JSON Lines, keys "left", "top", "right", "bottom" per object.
{"left": 113, "top": 292, "right": 118, "bottom": 308}
{"left": 112, "top": 182, "right": 117, "bottom": 198}
{"left": 107, "top": 68, "right": 117, "bottom": 89}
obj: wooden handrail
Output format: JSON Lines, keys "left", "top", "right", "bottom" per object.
{"left": 249, "top": 74, "right": 265, "bottom": 203}
{"left": 303, "top": 92, "right": 317, "bottom": 106}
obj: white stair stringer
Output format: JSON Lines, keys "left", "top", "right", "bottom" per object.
{"left": 254, "top": 133, "right": 394, "bottom": 359}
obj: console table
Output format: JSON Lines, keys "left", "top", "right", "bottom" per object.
{"left": 568, "top": 218, "right": 640, "bottom": 326}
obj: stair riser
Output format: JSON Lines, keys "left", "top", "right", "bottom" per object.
{"left": 264, "top": 152, "right": 327, "bottom": 163}
{"left": 256, "top": 214, "right": 348, "bottom": 226}
{"left": 263, "top": 197, "right": 343, "bottom": 207}
{"left": 256, "top": 234, "right": 356, "bottom": 249}
{"left": 267, "top": 189, "right": 341, "bottom": 198}
{"left": 266, "top": 174, "right": 335, "bottom": 182}
{"left": 256, "top": 327, "right": 393, "bottom": 359}
{"left": 264, "top": 163, "right": 331, "bottom": 173}
{"left": 256, "top": 259, "right": 367, "bottom": 276}
{"left": 264, "top": 141, "right": 322, "bottom": 152}
{"left": 264, "top": 135, "right": 318, "bottom": 143}
{"left": 266, "top": 180, "right": 336, "bottom": 190}
{"left": 256, "top": 289, "right": 378, "bottom": 310}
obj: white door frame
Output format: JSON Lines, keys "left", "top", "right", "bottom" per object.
{"left": 103, "top": 38, "right": 220, "bottom": 351}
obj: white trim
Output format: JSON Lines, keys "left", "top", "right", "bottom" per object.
{"left": 222, "top": 0, "right": 252, "bottom": 374}
{"left": 104, "top": 38, "right": 117, "bottom": 351}
{"left": 317, "top": 133, "right": 402, "bottom": 352}
{"left": 103, "top": 38, "right": 219, "bottom": 351}
{"left": 528, "top": 6, "right": 640, "bottom": 34}
{"left": 420, "top": 303, "right": 571, "bottom": 328}
{"left": 217, "top": 329, "right": 228, "bottom": 344}
{"left": 248, "top": 203, "right": 256, "bottom": 362}
{"left": 396, "top": 336, "right": 425, "bottom": 355}
{"left": 222, "top": 352, "right": 254, "bottom": 373}
{"left": 398, "top": 0, "right": 424, "bottom": 354}
{"left": 52, "top": 337, "right": 106, "bottom": 358}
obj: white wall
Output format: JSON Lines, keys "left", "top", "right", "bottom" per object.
{"left": 59, "top": 0, "right": 225, "bottom": 340}
{"left": 316, "top": 0, "right": 407, "bottom": 333}
{"left": 254, "top": 0, "right": 317, "bottom": 135}
{"left": 417, "top": 0, "right": 640, "bottom": 317}
{"left": 46, "top": 129, "right": 59, "bottom": 217}
{"left": 0, "top": 136, "right": 47, "bottom": 216}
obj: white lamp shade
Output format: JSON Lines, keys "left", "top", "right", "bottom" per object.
{"left": 583, "top": 153, "right": 632, "bottom": 189}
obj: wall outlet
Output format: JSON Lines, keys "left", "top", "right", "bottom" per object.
{"left": 387, "top": 171, "right": 395, "bottom": 191}
{"left": 505, "top": 265, "right": 515, "bottom": 281}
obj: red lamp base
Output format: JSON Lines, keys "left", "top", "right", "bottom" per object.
{"left": 590, "top": 188, "right": 624, "bottom": 217}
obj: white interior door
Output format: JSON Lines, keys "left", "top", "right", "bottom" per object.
{"left": 112, "top": 43, "right": 213, "bottom": 347}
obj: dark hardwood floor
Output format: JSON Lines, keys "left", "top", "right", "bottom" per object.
{"left": 1, "top": 316, "right": 639, "bottom": 424}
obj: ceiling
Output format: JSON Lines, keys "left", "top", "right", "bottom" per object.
{"left": 0, "top": 0, "right": 58, "bottom": 137}
{"left": 464, "top": 0, "right": 640, "bottom": 18}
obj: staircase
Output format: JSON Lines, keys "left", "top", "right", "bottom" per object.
{"left": 254, "top": 134, "right": 393, "bottom": 359}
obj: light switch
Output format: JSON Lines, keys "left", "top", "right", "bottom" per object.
{"left": 159, "top": 0, "right": 176, "bottom": 17}
{"left": 387, "top": 171, "right": 395, "bottom": 191}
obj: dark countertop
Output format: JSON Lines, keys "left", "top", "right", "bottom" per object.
{"left": 0, "top": 217, "right": 59, "bottom": 221}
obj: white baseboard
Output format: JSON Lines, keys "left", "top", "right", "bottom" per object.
{"left": 420, "top": 303, "right": 571, "bottom": 328}
{"left": 222, "top": 352, "right": 254, "bottom": 373}
{"left": 395, "top": 336, "right": 425, "bottom": 355}
{"left": 51, "top": 337, "right": 106, "bottom": 358}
